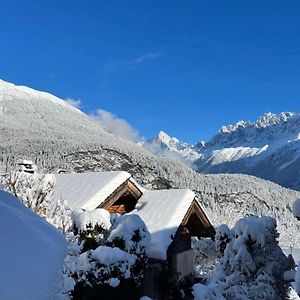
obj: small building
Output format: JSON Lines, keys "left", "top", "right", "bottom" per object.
{"left": 18, "top": 160, "right": 36, "bottom": 174}
{"left": 131, "top": 189, "right": 215, "bottom": 299}
{"left": 52, "top": 171, "right": 142, "bottom": 213}
{"left": 132, "top": 189, "right": 214, "bottom": 267}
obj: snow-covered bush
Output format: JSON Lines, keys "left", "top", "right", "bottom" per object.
{"left": 60, "top": 232, "right": 82, "bottom": 299}
{"left": 47, "top": 199, "right": 73, "bottom": 234}
{"left": 60, "top": 209, "right": 112, "bottom": 299}
{"left": 193, "top": 216, "right": 291, "bottom": 300}
{"left": 71, "top": 208, "right": 111, "bottom": 252}
{"left": 108, "top": 214, "right": 150, "bottom": 253}
{"left": 1, "top": 171, "right": 55, "bottom": 218}
{"left": 75, "top": 246, "right": 137, "bottom": 287}
{"left": 215, "top": 224, "right": 232, "bottom": 254}
{"left": 63, "top": 211, "right": 151, "bottom": 299}
{"left": 107, "top": 214, "right": 151, "bottom": 286}
{"left": 72, "top": 208, "right": 111, "bottom": 236}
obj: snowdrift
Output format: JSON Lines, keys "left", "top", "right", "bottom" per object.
{"left": 0, "top": 191, "right": 66, "bottom": 300}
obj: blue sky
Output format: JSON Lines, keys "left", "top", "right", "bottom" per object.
{"left": 1, "top": 1, "right": 300, "bottom": 143}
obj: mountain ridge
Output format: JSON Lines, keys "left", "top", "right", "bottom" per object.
{"left": 144, "top": 112, "right": 300, "bottom": 190}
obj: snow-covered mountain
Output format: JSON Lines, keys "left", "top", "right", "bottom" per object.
{"left": 140, "top": 131, "right": 203, "bottom": 164}
{"left": 145, "top": 112, "right": 300, "bottom": 191}
{"left": 0, "top": 79, "right": 300, "bottom": 248}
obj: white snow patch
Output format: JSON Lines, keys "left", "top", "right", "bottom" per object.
{"left": 91, "top": 246, "right": 136, "bottom": 267}
{"left": 108, "top": 214, "right": 150, "bottom": 253}
{"left": 0, "top": 190, "right": 66, "bottom": 300}
{"left": 210, "top": 146, "right": 268, "bottom": 165}
{"left": 72, "top": 208, "right": 111, "bottom": 231}
{"left": 233, "top": 215, "right": 276, "bottom": 247}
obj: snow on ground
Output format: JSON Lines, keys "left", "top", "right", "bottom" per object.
{"left": 52, "top": 171, "right": 131, "bottom": 211}
{"left": 132, "top": 189, "right": 195, "bottom": 260}
{"left": 0, "top": 190, "right": 66, "bottom": 300}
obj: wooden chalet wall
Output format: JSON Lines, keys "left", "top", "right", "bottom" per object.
{"left": 100, "top": 179, "right": 142, "bottom": 214}
{"left": 167, "top": 198, "right": 215, "bottom": 257}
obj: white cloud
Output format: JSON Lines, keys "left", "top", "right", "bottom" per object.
{"left": 124, "top": 52, "right": 163, "bottom": 68}
{"left": 91, "top": 109, "right": 139, "bottom": 142}
{"left": 65, "top": 98, "right": 82, "bottom": 109}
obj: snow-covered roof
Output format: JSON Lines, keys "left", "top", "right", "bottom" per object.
{"left": 52, "top": 171, "right": 131, "bottom": 211}
{"left": 0, "top": 190, "right": 66, "bottom": 300}
{"left": 131, "top": 189, "right": 196, "bottom": 260}
{"left": 18, "top": 159, "right": 34, "bottom": 165}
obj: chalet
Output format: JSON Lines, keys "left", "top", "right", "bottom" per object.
{"left": 132, "top": 189, "right": 214, "bottom": 273}
{"left": 130, "top": 189, "right": 215, "bottom": 299}
{"left": 18, "top": 160, "right": 36, "bottom": 174}
{"left": 51, "top": 171, "right": 215, "bottom": 296}
{"left": 52, "top": 171, "right": 142, "bottom": 213}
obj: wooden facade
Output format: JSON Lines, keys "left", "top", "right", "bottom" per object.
{"left": 145, "top": 199, "right": 215, "bottom": 299}
{"left": 181, "top": 199, "right": 215, "bottom": 238}
{"left": 99, "top": 179, "right": 142, "bottom": 214}
{"left": 167, "top": 198, "right": 215, "bottom": 259}
{"left": 164, "top": 198, "right": 215, "bottom": 285}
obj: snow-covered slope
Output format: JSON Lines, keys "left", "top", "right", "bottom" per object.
{"left": 0, "top": 79, "right": 117, "bottom": 154}
{"left": 0, "top": 190, "right": 66, "bottom": 300}
{"left": 144, "top": 112, "right": 300, "bottom": 191}
{"left": 0, "top": 79, "right": 300, "bottom": 249}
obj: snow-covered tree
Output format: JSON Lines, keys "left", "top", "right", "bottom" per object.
{"left": 215, "top": 224, "right": 232, "bottom": 254}
{"left": 193, "top": 216, "right": 291, "bottom": 300}
{"left": 1, "top": 170, "right": 55, "bottom": 218}
{"left": 61, "top": 211, "right": 151, "bottom": 299}
{"left": 107, "top": 214, "right": 151, "bottom": 286}
{"left": 59, "top": 232, "right": 81, "bottom": 299}
{"left": 1, "top": 169, "right": 73, "bottom": 235}
{"left": 47, "top": 199, "right": 72, "bottom": 234}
